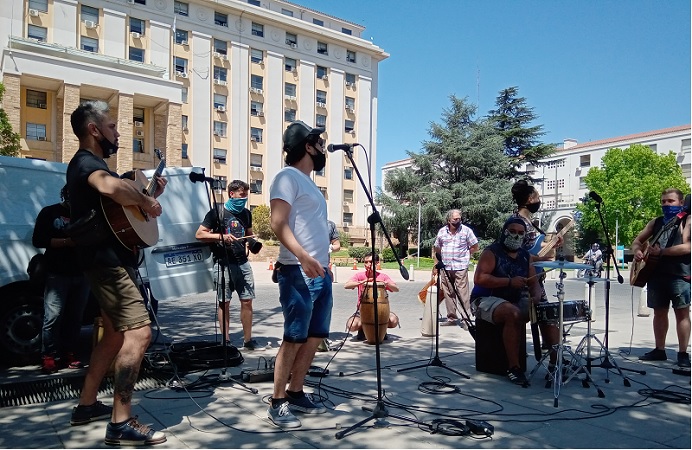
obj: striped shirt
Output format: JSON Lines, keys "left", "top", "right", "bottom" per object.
{"left": 434, "top": 224, "right": 478, "bottom": 271}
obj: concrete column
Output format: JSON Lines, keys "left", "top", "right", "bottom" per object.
{"left": 58, "top": 83, "right": 81, "bottom": 163}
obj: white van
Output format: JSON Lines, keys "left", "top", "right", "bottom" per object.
{"left": 0, "top": 155, "right": 213, "bottom": 364}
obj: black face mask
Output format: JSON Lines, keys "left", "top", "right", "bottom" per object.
{"left": 449, "top": 220, "right": 461, "bottom": 228}
{"left": 526, "top": 202, "right": 541, "bottom": 214}
{"left": 96, "top": 127, "right": 119, "bottom": 158}
{"left": 310, "top": 151, "right": 326, "bottom": 172}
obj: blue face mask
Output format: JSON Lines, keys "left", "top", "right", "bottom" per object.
{"left": 662, "top": 205, "right": 683, "bottom": 222}
{"left": 225, "top": 197, "right": 247, "bottom": 213}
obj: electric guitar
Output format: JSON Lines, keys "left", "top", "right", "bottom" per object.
{"left": 528, "top": 219, "right": 575, "bottom": 257}
{"left": 630, "top": 211, "right": 688, "bottom": 287}
{"left": 101, "top": 150, "right": 166, "bottom": 251}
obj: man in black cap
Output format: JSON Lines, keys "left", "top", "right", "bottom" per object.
{"left": 267, "top": 121, "right": 331, "bottom": 428}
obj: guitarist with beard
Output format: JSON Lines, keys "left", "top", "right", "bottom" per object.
{"left": 632, "top": 188, "right": 690, "bottom": 368}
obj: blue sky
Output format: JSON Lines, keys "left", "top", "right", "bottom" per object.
{"left": 295, "top": 0, "right": 691, "bottom": 186}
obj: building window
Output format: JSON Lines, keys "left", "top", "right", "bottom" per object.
{"left": 285, "top": 109, "right": 296, "bottom": 122}
{"left": 343, "top": 212, "right": 353, "bottom": 225}
{"left": 250, "top": 101, "right": 263, "bottom": 116}
{"left": 345, "top": 73, "right": 356, "bottom": 85}
{"left": 181, "top": 87, "right": 188, "bottom": 103}
{"left": 174, "top": 57, "right": 187, "bottom": 74}
{"left": 26, "top": 90, "right": 47, "bottom": 109}
{"left": 175, "top": 29, "right": 188, "bottom": 45}
{"left": 181, "top": 115, "right": 188, "bottom": 130}
{"left": 546, "top": 179, "right": 565, "bottom": 190}
{"left": 344, "top": 166, "right": 353, "bottom": 180}
{"left": 174, "top": 1, "right": 189, "bottom": 16}
{"left": 285, "top": 82, "right": 296, "bottom": 97}
{"left": 313, "top": 18, "right": 324, "bottom": 26}
{"left": 281, "top": 8, "right": 293, "bottom": 17}
{"left": 248, "top": 0, "right": 260, "bottom": 6}
{"left": 344, "top": 190, "right": 354, "bottom": 202}
{"left": 213, "top": 94, "right": 227, "bottom": 109}
{"left": 214, "top": 12, "right": 228, "bottom": 27}
{"left": 133, "top": 0, "right": 146, "bottom": 4}
{"left": 545, "top": 200, "right": 556, "bottom": 209}
{"left": 181, "top": 143, "right": 188, "bottom": 159}
{"left": 214, "top": 176, "right": 227, "bottom": 191}
{"left": 316, "top": 114, "right": 326, "bottom": 128}
{"left": 26, "top": 123, "right": 47, "bottom": 140}
{"left": 214, "top": 66, "right": 227, "bottom": 82}
{"left": 250, "top": 179, "right": 263, "bottom": 194}
{"left": 213, "top": 121, "right": 227, "bottom": 137}
{"left": 342, "top": 27, "right": 352, "bottom": 35}
{"left": 285, "top": 57, "right": 297, "bottom": 72}
{"left": 579, "top": 177, "right": 587, "bottom": 190}
{"left": 317, "top": 41, "right": 328, "bottom": 55}
{"left": 250, "top": 127, "right": 263, "bottom": 143}
{"left": 213, "top": 148, "right": 227, "bottom": 164}
{"left": 345, "top": 120, "right": 355, "bottom": 133}
{"left": 214, "top": 39, "right": 227, "bottom": 55}
{"left": 250, "top": 48, "right": 263, "bottom": 64}
{"left": 80, "top": 36, "right": 98, "bottom": 52}
{"left": 81, "top": 5, "right": 99, "bottom": 24}
{"left": 316, "top": 90, "right": 327, "bottom": 104}
{"left": 316, "top": 66, "right": 328, "bottom": 79}
{"left": 648, "top": 144, "right": 657, "bottom": 152}
{"left": 133, "top": 108, "right": 145, "bottom": 123}
{"left": 28, "top": 24, "right": 47, "bottom": 41}
{"left": 546, "top": 159, "right": 565, "bottom": 169}
{"left": 29, "top": 0, "right": 48, "bottom": 12}
{"left": 285, "top": 32, "right": 297, "bottom": 46}
{"left": 130, "top": 17, "right": 145, "bottom": 35}
{"left": 133, "top": 138, "right": 144, "bottom": 153}
{"left": 346, "top": 50, "right": 356, "bottom": 63}
{"left": 250, "top": 153, "right": 263, "bottom": 167}
{"left": 251, "top": 75, "right": 263, "bottom": 90}
{"left": 345, "top": 96, "right": 355, "bottom": 110}
{"left": 580, "top": 155, "right": 591, "bottom": 167}
{"left": 129, "top": 47, "right": 144, "bottom": 62}
{"left": 251, "top": 22, "right": 264, "bottom": 37}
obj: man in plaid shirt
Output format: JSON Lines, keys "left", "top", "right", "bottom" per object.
{"left": 433, "top": 209, "right": 479, "bottom": 327}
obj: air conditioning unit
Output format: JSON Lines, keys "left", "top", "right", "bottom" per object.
{"left": 346, "top": 105, "right": 354, "bottom": 112}
{"left": 136, "top": 130, "right": 144, "bottom": 137}
{"left": 131, "top": 31, "right": 141, "bottom": 39}
{"left": 213, "top": 131, "right": 224, "bottom": 137}
{"left": 213, "top": 158, "right": 221, "bottom": 163}
{"left": 134, "top": 120, "right": 143, "bottom": 127}
{"left": 213, "top": 52, "right": 222, "bottom": 59}
{"left": 37, "top": 136, "right": 47, "bottom": 141}
{"left": 250, "top": 136, "right": 257, "bottom": 142}
{"left": 84, "top": 20, "right": 97, "bottom": 29}
{"left": 250, "top": 87, "right": 263, "bottom": 95}
{"left": 345, "top": 81, "right": 354, "bottom": 87}
{"left": 349, "top": 130, "right": 356, "bottom": 135}
{"left": 182, "top": 126, "right": 188, "bottom": 132}
{"left": 29, "top": 9, "right": 40, "bottom": 17}
{"left": 220, "top": 54, "right": 227, "bottom": 61}
{"left": 250, "top": 166, "right": 262, "bottom": 172}
{"left": 127, "top": 0, "right": 135, "bottom": 4}
{"left": 257, "top": 111, "right": 264, "bottom": 117}
{"left": 316, "top": 102, "right": 326, "bottom": 108}
{"left": 176, "top": 71, "right": 187, "bottom": 78}
{"left": 216, "top": 105, "right": 226, "bottom": 112}
{"left": 321, "top": 75, "right": 328, "bottom": 81}
{"left": 37, "top": 102, "right": 47, "bottom": 109}
{"left": 214, "top": 79, "right": 227, "bottom": 86}
{"left": 180, "top": 40, "right": 188, "bottom": 46}
{"left": 343, "top": 201, "right": 349, "bottom": 206}
{"left": 285, "top": 95, "right": 296, "bottom": 101}
{"left": 287, "top": 42, "right": 297, "bottom": 48}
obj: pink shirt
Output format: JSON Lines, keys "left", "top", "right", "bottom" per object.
{"left": 349, "top": 271, "right": 394, "bottom": 307}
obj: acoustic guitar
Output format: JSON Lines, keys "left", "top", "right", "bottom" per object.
{"left": 528, "top": 219, "right": 575, "bottom": 257}
{"left": 630, "top": 212, "right": 687, "bottom": 287}
{"left": 101, "top": 152, "right": 166, "bottom": 251}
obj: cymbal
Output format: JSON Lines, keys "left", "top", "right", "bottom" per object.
{"left": 533, "top": 260, "right": 592, "bottom": 270}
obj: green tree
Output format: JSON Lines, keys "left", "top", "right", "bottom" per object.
{"left": 251, "top": 204, "right": 276, "bottom": 241}
{"left": 576, "top": 144, "right": 690, "bottom": 250}
{"left": 0, "top": 83, "right": 21, "bottom": 157}
{"left": 487, "top": 86, "right": 555, "bottom": 176}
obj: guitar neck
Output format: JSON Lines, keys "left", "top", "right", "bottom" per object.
{"left": 537, "top": 221, "right": 574, "bottom": 257}
{"left": 144, "top": 159, "right": 166, "bottom": 196}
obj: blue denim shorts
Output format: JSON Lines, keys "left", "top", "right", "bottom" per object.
{"left": 277, "top": 265, "right": 332, "bottom": 343}
{"left": 647, "top": 276, "right": 691, "bottom": 310}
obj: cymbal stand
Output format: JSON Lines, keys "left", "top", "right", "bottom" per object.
{"left": 528, "top": 268, "right": 600, "bottom": 407}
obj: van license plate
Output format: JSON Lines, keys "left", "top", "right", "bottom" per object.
{"left": 164, "top": 249, "right": 204, "bottom": 267}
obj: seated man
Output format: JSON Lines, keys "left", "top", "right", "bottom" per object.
{"left": 344, "top": 253, "right": 400, "bottom": 340}
{"left": 471, "top": 217, "right": 557, "bottom": 386}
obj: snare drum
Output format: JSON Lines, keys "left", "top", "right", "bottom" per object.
{"left": 360, "top": 282, "right": 390, "bottom": 344}
{"left": 536, "top": 300, "right": 589, "bottom": 324}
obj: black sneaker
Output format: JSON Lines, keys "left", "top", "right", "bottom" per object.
{"left": 286, "top": 391, "right": 326, "bottom": 414}
{"left": 243, "top": 339, "right": 259, "bottom": 351}
{"left": 507, "top": 366, "right": 529, "bottom": 387}
{"left": 104, "top": 416, "right": 166, "bottom": 446}
{"left": 639, "top": 348, "right": 667, "bottom": 361}
{"left": 677, "top": 352, "right": 691, "bottom": 368}
{"left": 70, "top": 401, "right": 113, "bottom": 426}
{"left": 355, "top": 329, "right": 366, "bottom": 341}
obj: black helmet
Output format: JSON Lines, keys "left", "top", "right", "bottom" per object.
{"left": 283, "top": 120, "right": 324, "bottom": 153}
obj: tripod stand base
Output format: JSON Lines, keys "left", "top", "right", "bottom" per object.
{"left": 397, "top": 356, "right": 470, "bottom": 379}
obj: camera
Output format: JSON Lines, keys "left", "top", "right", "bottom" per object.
{"left": 247, "top": 238, "right": 263, "bottom": 254}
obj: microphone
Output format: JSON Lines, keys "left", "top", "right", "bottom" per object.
{"left": 327, "top": 143, "right": 357, "bottom": 153}
{"left": 589, "top": 191, "right": 603, "bottom": 204}
{"left": 189, "top": 171, "right": 214, "bottom": 183}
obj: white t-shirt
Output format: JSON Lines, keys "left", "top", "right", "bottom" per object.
{"left": 270, "top": 166, "right": 329, "bottom": 267}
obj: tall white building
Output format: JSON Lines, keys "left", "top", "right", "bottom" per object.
{"left": 0, "top": 0, "right": 387, "bottom": 235}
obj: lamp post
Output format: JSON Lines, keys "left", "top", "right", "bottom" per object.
{"left": 417, "top": 201, "right": 422, "bottom": 268}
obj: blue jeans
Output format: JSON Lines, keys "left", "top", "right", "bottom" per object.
{"left": 277, "top": 265, "right": 332, "bottom": 343}
{"left": 42, "top": 273, "right": 90, "bottom": 356}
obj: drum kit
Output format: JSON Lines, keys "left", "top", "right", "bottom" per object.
{"left": 529, "top": 259, "right": 611, "bottom": 407}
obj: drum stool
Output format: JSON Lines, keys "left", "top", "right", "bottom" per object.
{"left": 475, "top": 319, "right": 526, "bottom": 375}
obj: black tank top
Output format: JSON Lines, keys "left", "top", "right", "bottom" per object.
{"left": 651, "top": 216, "right": 690, "bottom": 278}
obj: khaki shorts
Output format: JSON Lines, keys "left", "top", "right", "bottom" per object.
{"left": 474, "top": 295, "right": 529, "bottom": 325}
{"left": 85, "top": 266, "right": 151, "bottom": 332}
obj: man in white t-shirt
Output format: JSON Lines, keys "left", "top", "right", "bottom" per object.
{"left": 267, "top": 121, "right": 331, "bottom": 428}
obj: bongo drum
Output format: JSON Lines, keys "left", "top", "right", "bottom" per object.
{"left": 360, "top": 282, "right": 390, "bottom": 344}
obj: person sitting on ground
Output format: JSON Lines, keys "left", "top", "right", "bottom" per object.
{"left": 344, "top": 253, "right": 400, "bottom": 340}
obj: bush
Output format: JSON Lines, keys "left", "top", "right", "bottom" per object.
{"left": 251, "top": 205, "right": 277, "bottom": 241}
{"left": 348, "top": 246, "right": 374, "bottom": 262}
{"left": 381, "top": 247, "right": 396, "bottom": 263}
{"left": 338, "top": 231, "right": 350, "bottom": 248}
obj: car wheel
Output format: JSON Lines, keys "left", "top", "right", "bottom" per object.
{"left": 0, "top": 292, "right": 44, "bottom": 365}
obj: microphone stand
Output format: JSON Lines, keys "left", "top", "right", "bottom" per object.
{"left": 591, "top": 199, "right": 644, "bottom": 383}
{"left": 397, "top": 258, "right": 470, "bottom": 378}
{"left": 335, "top": 146, "right": 428, "bottom": 439}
